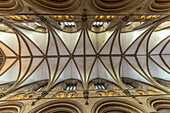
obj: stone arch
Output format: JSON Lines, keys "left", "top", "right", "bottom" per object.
{"left": 15, "top": 80, "right": 48, "bottom": 92}
{"left": 28, "top": 100, "right": 85, "bottom": 113}
{"left": 0, "top": 102, "right": 24, "bottom": 113}
{"left": 147, "top": 96, "right": 170, "bottom": 113}
{"left": 51, "top": 79, "right": 83, "bottom": 91}
{"left": 92, "top": 98, "right": 147, "bottom": 113}
{"left": 88, "top": 78, "right": 120, "bottom": 90}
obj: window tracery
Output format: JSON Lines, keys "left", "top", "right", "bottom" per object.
{"left": 65, "top": 84, "right": 77, "bottom": 91}
{"left": 94, "top": 83, "right": 106, "bottom": 90}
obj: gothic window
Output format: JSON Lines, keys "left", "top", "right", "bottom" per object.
{"left": 108, "top": 92, "right": 118, "bottom": 96}
{"left": 93, "top": 22, "right": 103, "bottom": 27}
{"left": 10, "top": 94, "right": 34, "bottom": 100}
{"left": 11, "top": 95, "right": 23, "bottom": 100}
{"left": 63, "top": 22, "right": 75, "bottom": 28}
{"left": 97, "top": 92, "right": 106, "bottom": 97}
{"left": 65, "top": 84, "right": 77, "bottom": 91}
{"left": 94, "top": 83, "right": 106, "bottom": 90}
{"left": 66, "top": 92, "right": 76, "bottom": 98}
{"left": 36, "top": 84, "right": 47, "bottom": 92}
{"left": 55, "top": 92, "right": 76, "bottom": 98}
{"left": 56, "top": 93, "right": 65, "bottom": 98}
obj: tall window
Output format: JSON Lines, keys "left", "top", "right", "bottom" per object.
{"left": 94, "top": 83, "right": 106, "bottom": 90}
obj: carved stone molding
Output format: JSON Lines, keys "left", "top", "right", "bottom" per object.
{"left": 91, "top": 0, "right": 144, "bottom": 12}
{"left": 147, "top": 96, "right": 170, "bottom": 111}
{"left": 24, "top": 0, "right": 82, "bottom": 12}
{"left": 0, "top": 0, "right": 23, "bottom": 13}
{"left": 92, "top": 98, "right": 147, "bottom": 113}
{"left": 0, "top": 101, "right": 24, "bottom": 113}
{"left": 145, "top": 0, "right": 170, "bottom": 13}
{"left": 28, "top": 100, "right": 85, "bottom": 113}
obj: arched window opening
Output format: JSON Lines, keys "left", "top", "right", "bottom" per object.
{"left": 10, "top": 93, "right": 34, "bottom": 100}
{"left": 65, "top": 84, "right": 77, "bottom": 91}
{"left": 23, "top": 94, "right": 33, "bottom": 99}
{"left": 108, "top": 92, "right": 118, "bottom": 96}
{"left": 147, "top": 90, "right": 160, "bottom": 95}
{"left": 95, "top": 83, "right": 106, "bottom": 90}
{"left": 66, "top": 92, "right": 76, "bottom": 98}
{"left": 93, "top": 22, "right": 103, "bottom": 27}
{"left": 11, "top": 95, "right": 23, "bottom": 100}
{"left": 36, "top": 84, "right": 47, "bottom": 92}
{"left": 55, "top": 93, "right": 65, "bottom": 98}
{"left": 55, "top": 92, "right": 76, "bottom": 98}
{"left": 126, "top": 83, "right": 135, "bottom": 89}
{"left": 137, "top": 90, "right": 147, "bottom": 95}
{"left": 97, "top": 91, "right": 118, "bottom": 97}
{"left": 97, "top": 92, "right": 106, "bottom": 97}
{"left": 63, "top": 22, "right": 75, "bottom": 28}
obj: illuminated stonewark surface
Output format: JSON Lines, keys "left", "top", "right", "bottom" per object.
{"left": 0, "top": 0, "right": 169, "bottom": 113}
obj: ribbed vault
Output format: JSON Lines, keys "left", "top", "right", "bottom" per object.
{"left": 0, "top": 15, "right": 169, "bottom": 97}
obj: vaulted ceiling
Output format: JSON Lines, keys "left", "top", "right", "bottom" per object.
{"left": 0, "top": 0, "right": 169, "bottom": 95}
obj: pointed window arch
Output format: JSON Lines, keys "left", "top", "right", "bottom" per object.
{"left": 94, "top": 83, "right": 106, "bottom": 90}
{"left": 65, "top": 84, "right": 77, "bottom": 91}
